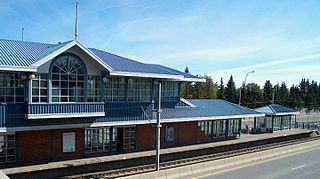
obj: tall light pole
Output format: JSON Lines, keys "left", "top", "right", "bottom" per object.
{"left": 239, "top": 70, "right": 255, "bottom": 106}
{"left": 154, "top": 80, "right": 162, "bottom": 171}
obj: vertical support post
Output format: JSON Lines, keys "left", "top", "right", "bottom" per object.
{"left": 238, "top": 118, "right": 242, "bottom": 137}
{"left": 156, "top": 82, "right": 162, "bottom": 171}
{"left": 289, "top": 116, "right": 292, "bottom": 129}
{"left": 28, "top": 79, "right": 32, "bottom": 104}
{"left": 125, "top": 78, "right": 129, "bottom": 102}
{"left": 225, "top": 119, "right": 229, "bottom": 137}
{"left": 271, "top": 116, "right": 274, "bottom": 132}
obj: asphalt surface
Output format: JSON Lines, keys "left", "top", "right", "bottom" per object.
{"left": 198, "top": 148, "right": 320, "bottom": 179}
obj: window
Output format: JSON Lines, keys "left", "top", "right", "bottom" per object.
{"left": 104, "top": 77, "right": 125, "bottom": 102}
{"left": 128, "top": 78, "right": 151, "bottom": 102}
{"left": 0, "top": 73, "right": 25, "bottom": 103}
{"left": 162, "top": 82, "right": 179, "bottom": 101}
{"left": 85, "top": 127, "right": 116, "bottom": 153}
{"left": 32, "top": 73, "right": 48, "bottom": 103}
{"left": 227, "top": 119, "right": 240, "bottom": 136}
{"left": 62, "top": 132, "right": 76, "bottom": 153}
{"left": 198, "top": 119, "right": 240, "bottom": 139}
{"left": 123, "top": 127, "right": 136, "bottom": 151}
{"left": 51, "top": 54, "right": 86, "bottom": 102}
{"left": 165, "top": 126, "right": 175, "bottom": 143}
{"left": 88, "top": 75, "right": 101, "bottom": 102}
{"left": 0, "top": 134, "right": 15, "bottom": 164}
{"left": 153, "top": 81, "right": 179, "bottom": 102}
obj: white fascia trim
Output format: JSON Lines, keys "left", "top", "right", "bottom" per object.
{"left": 273, "top": 112, "right": 300, "bottom": 116}
{"left": 110, "top": 71, "right": 183, "bottom": 79}
{"left": 180, "top": 98, "right": 197, "bottom": 107}
{"left": 1, "top": 123, "right": 93, "bottom": 132}
{"left": 31, "top": 41, "right": 77, "bottom": 67}
{"left": 180, "top": 78, "right": 206, "bottom": 82}
{"left": 110, "top": 71, "right": 206, "bottom": 82}
{"left": 0, "top": 66, "right": 37, "bottom": 72}
{"left": 1, "top": 114, "right": 265, "bottom": 132}
{"left": 75, "top": 41, "right": 114, "bottom": 72}
{"left": 160, "top": 114, "right": 265, "bottom": 123}
{"left": 26, "top": 112, "right": 105, "bottom": 119}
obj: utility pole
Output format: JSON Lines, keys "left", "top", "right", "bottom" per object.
{"left": 155, "top": 81, "right": 162, "bottom": 171}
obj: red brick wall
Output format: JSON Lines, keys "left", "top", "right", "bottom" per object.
{"left": 179, "top": 122, "right": 197, "bottom": 145}
{"left": 136, "top": 121, "right": 200, "bottom": 150}
{"left": 19, "top": 130, "right": 52, "bottom": 163}
{"left": 54, "top": 128, "right": 84, "bottom": 160}
{"left": 196, "top": 125, "right": 209, "bottom": 143}
{"left": 136, "top": 124, "right": 156, "bottom": 150}
{"left": 18, "top": 128, "right": 84, "bottom": 163}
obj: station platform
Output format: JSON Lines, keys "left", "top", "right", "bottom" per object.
{"left": 2, "top": 128, "right": 312, "bottom": 177}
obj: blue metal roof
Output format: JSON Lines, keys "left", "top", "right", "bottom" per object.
{"left": 88, "top": 48, "right": 173, "bottom": 74}
{"left": 255, "top": 104, "right": 298, "bottom": 115}
{"left": 0, "top": 39, "right": 53, "bottom": 66}
{"left": 0, "top": 39, "right": 203, "bottom": 80}
{"left": 150, "top": 64, "right": 202, "bottom": 79}
{"left": 160, "top": 99, "right": 262, "bottom": 119}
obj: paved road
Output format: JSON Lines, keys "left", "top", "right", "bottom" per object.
{"left": 197, "top": 148, "right": 320, "bottom": 179}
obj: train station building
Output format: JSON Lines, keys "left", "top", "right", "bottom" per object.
{"left": 0, "top": 39, "right": 264, "bottom": 166}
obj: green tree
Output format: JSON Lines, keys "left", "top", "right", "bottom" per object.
{"left": 263, "top": 80, "right": 273, "bottom": 103}
{"left": 225, "top": 75, "right": 237, "bottom": 103}
{"left": 203, "top": 75, "right": 217, "bottom": 99}
{"left": 278, "top": 82, "right": 289, "bottom": 106}
{"left": 217, "top": 77, "right": 225, "bottom": 99}
{"left": 244, "top": 83, "right": 263, "bottom": 108}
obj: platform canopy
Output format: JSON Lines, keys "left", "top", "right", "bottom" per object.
{"left": 254, "top": 104, "right": 299, "bottom": 116}
{"left": 158, "top": 99, "right": 265, "bottom": 123}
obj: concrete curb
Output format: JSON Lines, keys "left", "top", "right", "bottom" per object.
{"left": 120, "top": 139, "right": 320, "bottom": 179}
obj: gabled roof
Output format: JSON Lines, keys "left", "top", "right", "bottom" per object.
{"left": 89, "top": 48, "right": 181, "bottom": 79}
{"left": 0, "top": 39, "right": 52, "bottom": 66}
{"left": 255, "top": 104, "right": 299, "bottom": 116}
{"left": 159, "top": 99, "right": 264, "bottom": 121}
{"left": 150, "top": 64, "right": 205, "bottom": 82}
{"left": 0, "top": 39, "right": 202, "bottom": 81}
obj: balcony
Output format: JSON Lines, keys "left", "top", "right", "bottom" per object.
{"left": 26, "top": 102, "right": 105, "bottom": 119}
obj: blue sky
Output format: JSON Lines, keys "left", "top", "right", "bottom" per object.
{"left": 1, "top": 0, "right": 320, "bottom": 87}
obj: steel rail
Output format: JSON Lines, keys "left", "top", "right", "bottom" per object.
{"left": 62, "top": 136, "right": 320, "bottom": 179}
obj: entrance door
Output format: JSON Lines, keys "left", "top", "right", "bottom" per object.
{"left": 116, "top": 128, "right": 124, "bottom": 152}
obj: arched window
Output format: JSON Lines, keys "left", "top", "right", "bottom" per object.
{"left": 50, "top": 54, "right": 86, "bottom": 102}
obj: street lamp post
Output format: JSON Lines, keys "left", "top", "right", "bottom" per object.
{"left": 239, "top": 70, "right": 255, "bottom": 106}
{"left": 154, "top": 80, "right": 162, "bottom": 171}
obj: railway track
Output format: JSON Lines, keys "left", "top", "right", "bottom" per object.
{"left": 62, "top": 135, "right": 320, "bottom": 179}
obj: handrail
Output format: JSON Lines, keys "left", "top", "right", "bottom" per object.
{"left": 27, "top": 102, "right": 105, "bottom": 115}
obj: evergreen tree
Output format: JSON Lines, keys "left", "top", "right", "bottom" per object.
{"left": 263, "top": 80, "right": 273, "bottom": 103}
{"left": 217, "top": 77, "right": 225, "bottom": 99}
{"left": 225, "top": 75, "right": 237, "bottom": 103}
{"left": 278, "top": 82, "right": 289, "bottom": 106}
